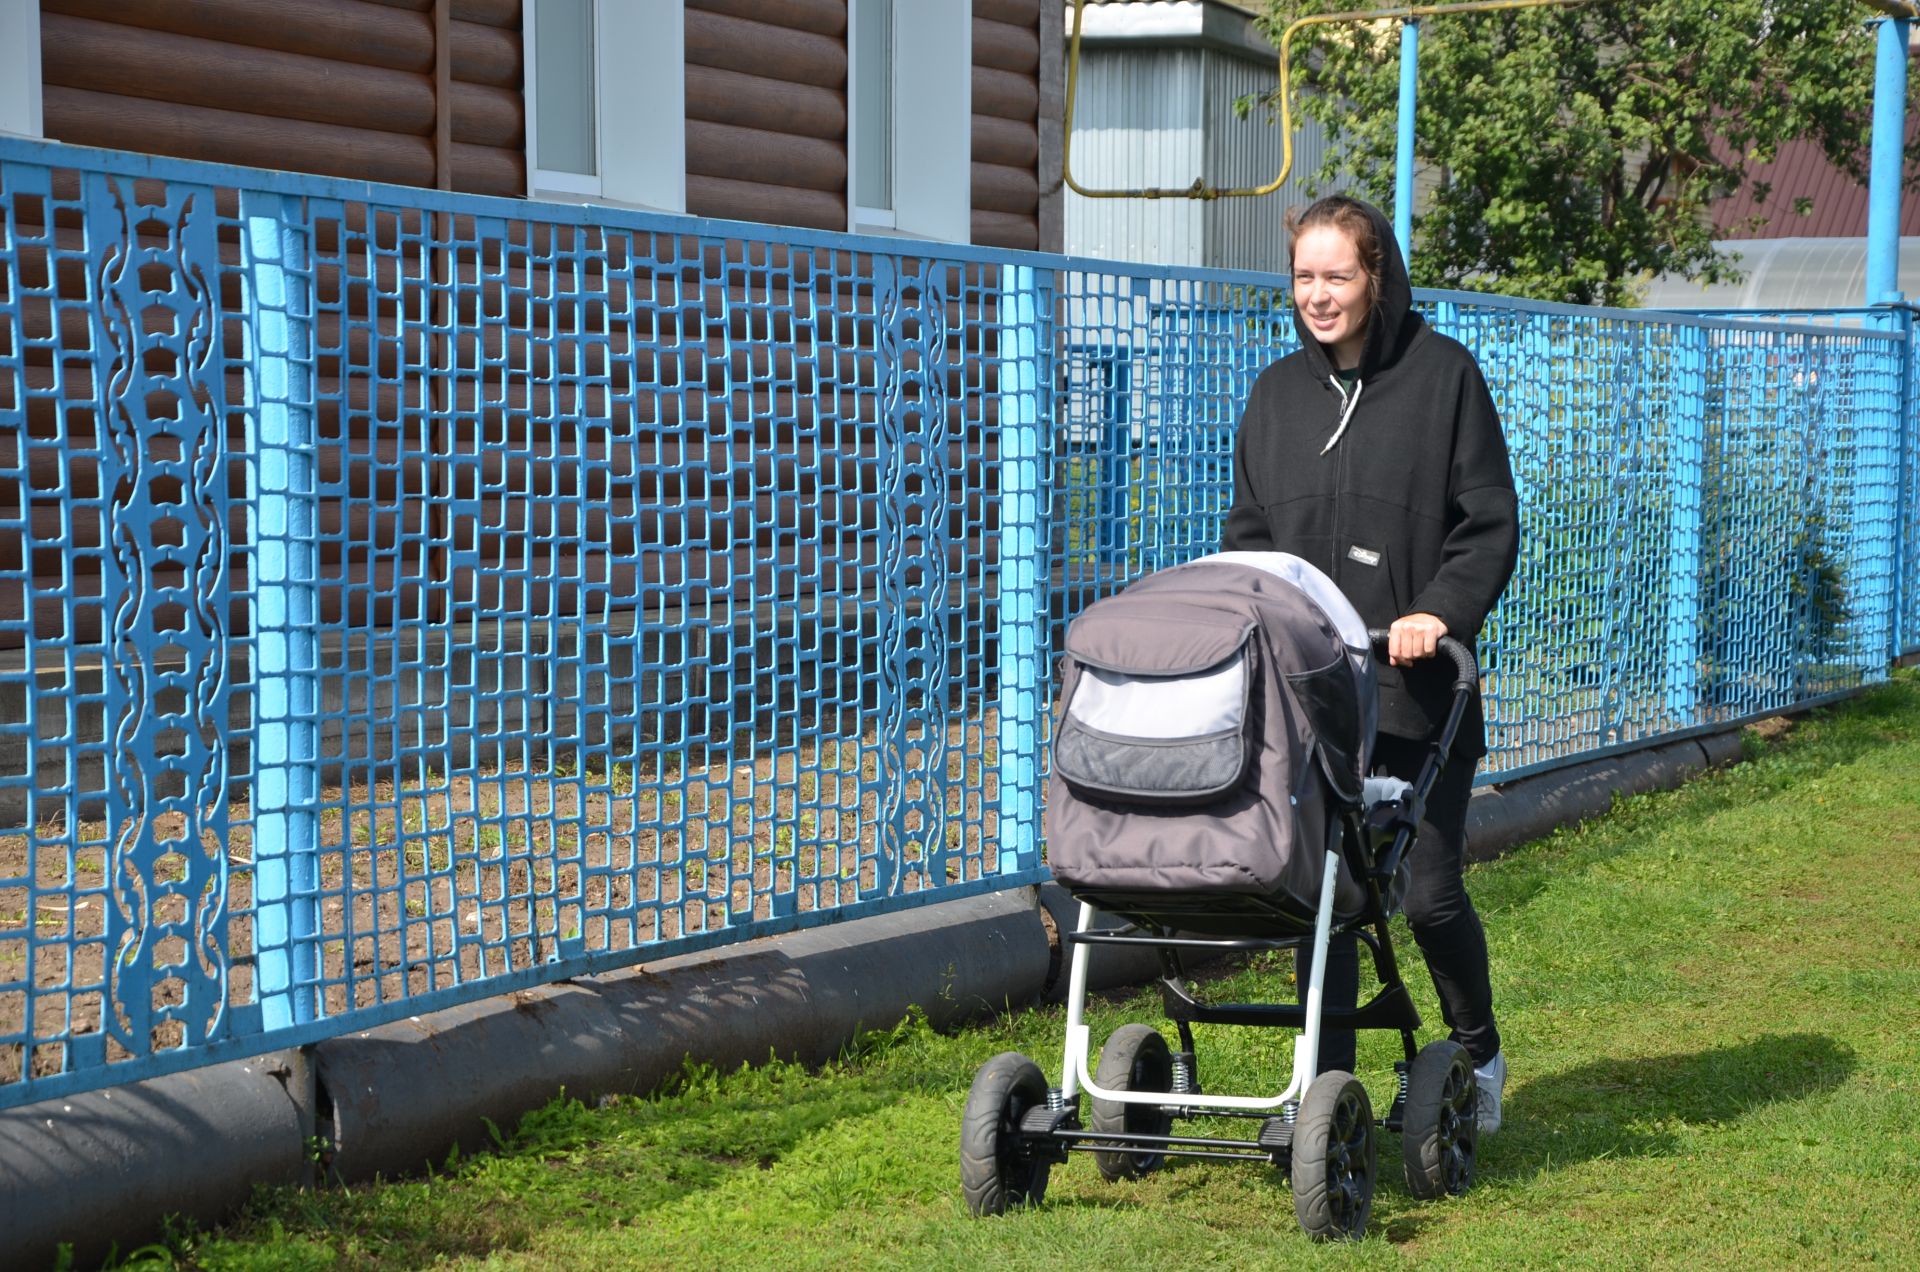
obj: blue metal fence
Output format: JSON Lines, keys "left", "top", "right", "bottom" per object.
{"left": 0, "top": 138, "right": 1911, "bottom": 1108}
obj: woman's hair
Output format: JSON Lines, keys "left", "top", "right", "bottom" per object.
{"left": 1286, "top": 196, "right": 1385, "bottom": 311}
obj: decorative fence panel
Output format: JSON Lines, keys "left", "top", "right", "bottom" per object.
{"left": 0, "top": 138, "right": 1911, "bottom": 1108}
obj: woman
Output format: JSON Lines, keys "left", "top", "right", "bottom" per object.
{"left": 1223, "top": 196, "right": 1519, "bottom": 1130}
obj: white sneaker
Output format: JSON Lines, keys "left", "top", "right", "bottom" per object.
{"left": 1474, "top": 1051, "right": 1507, "bottom": 1135}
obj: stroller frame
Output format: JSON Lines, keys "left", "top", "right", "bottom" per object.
{"left": 962, "top": 634, "right": 1483, "bottom": 1241}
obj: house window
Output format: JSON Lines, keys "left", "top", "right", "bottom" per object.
{"left": 853, "top": 0, "right": 894, "bottom": 225}
{"left": 0, "top": 0, "right": 42, "bottom": 138}
{"left": 523, "top": 0, "right": 685, "bottom": 211}
{"left": 849, "top": 0, "right": 971, "bottom": 242}
{"left": 533, "top": 0, "right": 597, "bottom": 186}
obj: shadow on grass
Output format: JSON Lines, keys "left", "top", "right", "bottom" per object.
{"left": 1048, "top": 1125, "right": 1462, "bottom": 1248}
{"left": 959, "top": 1031, "right": 1853, "bottom": 1248}
{"left": 185, "top": 1079, "right": 912, "bottom": 1271}
{"left": 1490, "top": 1031, "right": 1855, "bottom": 1181}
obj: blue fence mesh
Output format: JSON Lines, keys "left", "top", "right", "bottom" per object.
{"left": 0, "top": 139, "right": 1911, "bottom": 1107}
{"left": 1685, "top": 305, "right": 1918, "bottom": 660}
{"left": 1909, "top": 310, "right": 1919, "bottom": 657}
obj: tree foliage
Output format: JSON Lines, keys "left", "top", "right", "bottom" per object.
{"left": 1254, "top": 0, "right": 1919, "bottom": 305}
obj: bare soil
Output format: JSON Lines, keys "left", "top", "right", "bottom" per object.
{"left": 1, "top": 721, "right": 1004, "bottom": 1086}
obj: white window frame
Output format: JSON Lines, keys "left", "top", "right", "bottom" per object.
{"left": 1, "top": 0, "right": 43, "bottom": 139}
{"left": 848, "top": 0, "right": 971, "bottom": 243}
{"left": 523, "top": 0, "right": 686, "bottom": 212}
{"left": 849, "top": 0, "right": 897, "bottom": 231}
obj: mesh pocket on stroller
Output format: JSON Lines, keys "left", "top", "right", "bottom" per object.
{"left": 1052, "top": 606, "right": 1257, "bottom": 806}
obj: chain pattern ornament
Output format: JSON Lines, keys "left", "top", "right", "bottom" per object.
{"left": 870, "top": 257, "right": 956, "bottom": 897}
{"left": 92, "top": 174, "right": 232, "bottom": 1058}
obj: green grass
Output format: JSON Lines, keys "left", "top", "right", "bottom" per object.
{"left": 103, "top": 673, "right": 1920, "bottom": 1271}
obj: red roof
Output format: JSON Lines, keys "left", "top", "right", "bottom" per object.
{"left": 1711, "top": 123, "right": 1920, "bottom": 240}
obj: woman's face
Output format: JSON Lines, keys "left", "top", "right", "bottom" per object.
{"left": 1291, "top": 225, "right": 1371, "bottom": 368}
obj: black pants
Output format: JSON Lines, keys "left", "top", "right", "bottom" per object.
{"left": 1295, "top": 732, "right": 1501, "bottom": 1072}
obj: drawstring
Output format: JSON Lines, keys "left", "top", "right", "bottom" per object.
{"left": 1320, "top": 375, "right": 1363, "bottom": 455}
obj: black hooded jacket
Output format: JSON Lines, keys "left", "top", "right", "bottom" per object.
{"left": 1223, "top": 200, "right": 1518, "bottom": 756}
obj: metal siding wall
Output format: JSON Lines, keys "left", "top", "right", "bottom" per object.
{"left": 1064, "top": 45, "right": 1333, "bottom": 272}
{"left": 1202, "top": 54, "right": 1325, "bottom": 274}
{"left": 14, "top": 0, "right": 526, "bottom": 655}
{"left": 1062, "top": 46, "right": 1205, "bottom": 266}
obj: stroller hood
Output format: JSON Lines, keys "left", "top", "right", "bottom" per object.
{"left": 1044, "top": 553, "right": 1377, "bottom": 918}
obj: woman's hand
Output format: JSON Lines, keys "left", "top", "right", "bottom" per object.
{"left": 1388, "top": 613, "right": 1448, "bottom": 667}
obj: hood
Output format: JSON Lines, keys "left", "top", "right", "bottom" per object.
{"left": 1291, "top": 198, "right": 1426, "bottom": 381}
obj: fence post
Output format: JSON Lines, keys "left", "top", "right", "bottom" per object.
{"left": 1878, "top": 305, "right": 1916, "bottom": 664}
{"left": 1865, "top": 307, "right": 1911, "bottom": 671}
{"left": 1900, "top": 307, "right": 1916, "bottom": 661}
{"left": 1663, "top": 323, "right": 1708, "bottom": 725}
{"left": 1395, "top": 18, "right": 1420, "bottom": 265}
{"left": 243, "top": 194, "right": 321, "bottom": 1030}
{"left": 1867, "top": 14, "right": 1910, "bottom": 308}
{"left": 1867, "top": 10, "right": 1911, "bottom": 669}
{"left": 996, "top": 264, "right": 1051, "bottom": 876}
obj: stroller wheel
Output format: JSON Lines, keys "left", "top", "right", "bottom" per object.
{"left": 1402, "top": 1040, "right": 1477, "bottom": 1199}
{"left": 960, "top": 1052, "right": 1051, "bottom": 1216}
{"left": 1291, "top": 1070, "right": 1376, "bottom": 1241}
{"left": 1090, "top": 1024, "right": 1175, "bottom": 1181}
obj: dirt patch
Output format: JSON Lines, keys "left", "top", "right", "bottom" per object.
{"left": 2, "top": 718, "right": 1007, "bottom": 1087}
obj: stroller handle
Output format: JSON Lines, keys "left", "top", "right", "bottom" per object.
{"left": 1366, "top": 629, "right": 1480, "bottom": 694}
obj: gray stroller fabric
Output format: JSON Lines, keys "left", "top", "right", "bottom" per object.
{"left": 1045, "top": 554, "right": 1378, "bottom": 919}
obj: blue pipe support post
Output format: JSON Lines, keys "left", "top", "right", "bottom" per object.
{"left": 1867, "top": 14, "right": 1916, "bottom": 661}
{"left": 1867, "top": 15, "right": 1910, "bottom": 307}
{"left": 243, "top": 195, "right": 321, "bottom": 1031}
{"left": 1395, "top": 18, "right": 1420, "bottom": 266}
{"left": 996, "top": 265, "right": 1049, "bottom": 876}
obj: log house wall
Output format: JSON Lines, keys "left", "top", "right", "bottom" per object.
{"left": 39, "top": 0, "right": 527, "bottom": 197}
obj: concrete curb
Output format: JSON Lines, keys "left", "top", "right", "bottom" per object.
{"left": 317, "top": 886, "right": 1050, "bottom": 1184}
{"left": 1464, "top": 728, "right": 1746, "bottom": 862}
{"left": 0, "top": 1053, "right": 313, "bottom": 1268}
{"left": 2, "top": 720, "right": 1762, "bottom": 1266}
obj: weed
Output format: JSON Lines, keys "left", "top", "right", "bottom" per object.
{"left": 841, "top": 1004, "right": 934, "bottom": 1065}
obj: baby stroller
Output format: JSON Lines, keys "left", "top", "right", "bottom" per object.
{"left": 960, "top": 553, "right": 1482, "bottom": 1241}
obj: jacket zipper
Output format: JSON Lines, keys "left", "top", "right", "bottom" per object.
{"left": 1328, "top": 378, "right": 1348, "bottom": 578}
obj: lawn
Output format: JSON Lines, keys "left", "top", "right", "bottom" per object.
{"left": 93, "top": 672, "right": 1920, "bottom": 1270}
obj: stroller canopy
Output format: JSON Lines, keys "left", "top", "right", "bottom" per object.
{"left": 1206, "top": 550, "right": 1378, "bottom": 771}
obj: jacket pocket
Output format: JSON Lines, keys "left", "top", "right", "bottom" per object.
{"left": 1264, "top": 498, "right": 1333, "bottom": 557}
{"left": 1335, "top": 539, "right": 1405, "bottom": 628}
